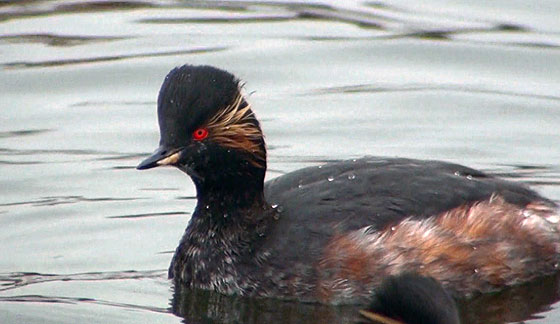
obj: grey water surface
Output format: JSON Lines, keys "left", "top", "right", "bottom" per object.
{"left": 1, "top": 1, "right": 560, "bottom": 323}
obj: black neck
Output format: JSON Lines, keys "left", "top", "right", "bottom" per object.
{"left": 197, "top": 180, "right": 265, "bottom": 211}
{"left": 192, "top": 166, "right": 267, "bottom": 217}
{"left": 169, "top": 167, "right": 273, "bottom": 283}
{"left": 188, "top": 173, "right": 274, "bottom": 251}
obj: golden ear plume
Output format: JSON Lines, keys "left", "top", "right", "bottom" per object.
{"left": 206, "top": 91, "right": 265, "bottom": 168}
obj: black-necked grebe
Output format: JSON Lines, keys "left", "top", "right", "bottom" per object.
{"left": 137, "top": 64, "right": 560, "bottom": 304}
{"left": 360, "top": 273, "right": 460, "bottom": 324}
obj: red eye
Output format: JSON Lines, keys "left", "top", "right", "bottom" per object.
{"left": 192, "top": 128, "right": 208, "bottom": 141}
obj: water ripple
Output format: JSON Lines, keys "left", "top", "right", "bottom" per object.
{"left": 310, "top": 83, "right": 560, "bottom": 101}
{"left": 0, "top": 294, "right": 171, "bottom": 314}
{"left": 0, "top": 269, "right": 166, "bottom": 292}
{"left": 0, "top": 33, "right": 124, "bottom": 47}
{"left": 485, "top": 165, "right": 560, "bottom": 186}
{"left": 107, "top": 211, "right": 189, "bottom": 219}
{"left": 3, "top": 47, "right": 227, "bottom": 69}
{"left": 0, "top": 147, "right": 135, "bottom": 157}
{"left": 0, "top": 0, "right": 158, "bottom": 22}
{"left": 137, "top": 13, "right": 296, "bottom": 24}
{"left": 0, "top": 160, "right": 43, "bottom": 165}
{"left": 69, "top": 100, "right": 153, "bottom": 108}
{"left": 0, "top": 196, "right": 141, "bottom": 208}
{"left": 0, "top": 129, "right": 52, "bottom": 139}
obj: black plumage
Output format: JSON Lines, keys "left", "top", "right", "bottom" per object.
{"left": 361, "top": 273, "right": 460, "bottom": 324}
{"left": 137, "top": 64, "right": 560, "bottom": 304}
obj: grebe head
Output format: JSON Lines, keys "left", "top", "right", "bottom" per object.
{"left": 360, "top": 273, "right": 460, "bottom": 324}
{"left": 137, "top": 65, "right": 266, "bottom": 194}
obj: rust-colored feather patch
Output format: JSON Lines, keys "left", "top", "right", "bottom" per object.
{"left": 316, "top": 196, "right": 560, "bottom": 304}
{"left": 205, "top": 91, "right": 265, "bottom": 167}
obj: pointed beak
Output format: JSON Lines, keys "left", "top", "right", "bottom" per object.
{"left": 136, "top": 146, "right": 181, "bottom": 170}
